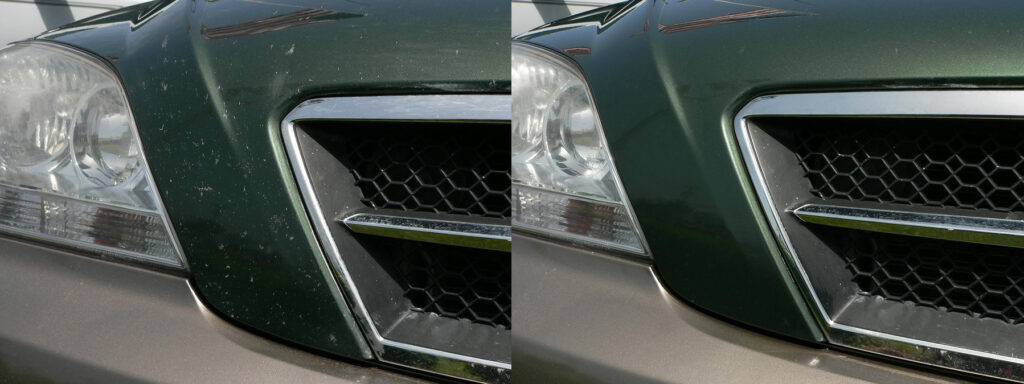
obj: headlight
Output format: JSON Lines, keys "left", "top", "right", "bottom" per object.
{"left": 511, "top": 42, "right": 648, "bottom": 256}
{"left": 0, "top": 42, "right": 185, "bottom": 269}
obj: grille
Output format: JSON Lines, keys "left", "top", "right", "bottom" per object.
{"left": 333, "top": 123, "right": 511, "bottom": 219}
{"left": 829, "top": 228, "right": 1024, "bottom": 325}
{"left": 289, "top": 96, "right": 511, "bottom": 381}
{"left": 740, "top": 93, "right": 1024, "bottom": 382}
{"left": 392, "top": 240, "right": 511, "bottom": 329}
{"left": 781, "top": 117, "right": 1024, "bottom": 213}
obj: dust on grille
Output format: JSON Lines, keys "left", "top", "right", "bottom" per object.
{"left": 393, "top": 240, "right": 511, "bottom": 329}
{"left": 826, "top": 228, "right": 1024, "bottom": 325}
{"left": 335, "top": 123, "right": 511, "bottom": 219}
{"left": 786, "top": 117, "right": 1024, "bottom": 213}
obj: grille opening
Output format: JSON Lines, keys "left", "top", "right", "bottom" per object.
{"left": 294, "top": 119, "right": 511, "bottom": 364}
{"left": 757, "top": 116, "right": 1024, "bottom": 325}
{"left": 819, "top": 227, "right": 1024, "bottom": 326}
{"left": 385, "top": 239, "right": 511, "bottom": 329}
{"left": 744, "top": 103, "right": 1024, "bottom": 381}
{"left": 305, "top": 121, "right": 511, "bottom": 219}
{"left": 762, "top": 117, "right": 1024, "bottom": 214}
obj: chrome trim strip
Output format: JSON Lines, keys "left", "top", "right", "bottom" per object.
{"left": 510, "top": 0, "right": 610, "bottom": 7}
{"left": 830, "top": 324, "right": 1024, "bottom": 382}
{"left": 794, "top": 204, "right": 1024, "bottom": 249}
{"left": 341, "top": 213, "right": 511, "bottom": 252}
{"left": 735, "top": 90, "right": 1024, "bottom": 382}
{"left": 283, "top": 95, "right": 509, "bottom": 123}
{"left": 282, "top": 95, "right": 510, "bottom": 384}
{"left": 737, "top": 90, "right": 1024, "bottom": 118}
{"left": 379, "top": 339, "right": 510, "bottom": 371}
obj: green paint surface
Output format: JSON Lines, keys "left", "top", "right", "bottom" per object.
{"left": 520, "top": 0, "right": 1024, "bottom": 342}
{"left": 40, "top": 0, "right": 510, "bottom": 359}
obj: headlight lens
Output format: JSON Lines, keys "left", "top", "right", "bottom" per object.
{"left": 0, "top": 42, "right": 185, "bottom": 268}
{"left": 511, "top": 42, "right": 648, "bottom": 256}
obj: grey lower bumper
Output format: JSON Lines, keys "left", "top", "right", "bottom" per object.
{"left": 0, "top": 237, "right": 426, "bottom": 384}
{"left": 512, "top": 234, "right": 965, "bottom": 384}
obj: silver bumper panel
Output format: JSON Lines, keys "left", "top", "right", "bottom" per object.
{"left": 0, "top": 237, "right": 426, "bottom": 383}
{"left": 512, "top": 234, "right": 964, "bottom": 384}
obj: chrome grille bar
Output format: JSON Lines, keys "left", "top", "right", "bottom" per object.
{"left": 341, "top": 213, "right": 511, "bottom": 251}
{"left": 793, "top": 204, "right": 1024, "bottom": 249}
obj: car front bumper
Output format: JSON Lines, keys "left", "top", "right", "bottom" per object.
{"left": 0, "top": 236, "right": 427, "bottom": 383}
{"left": 512, "top": 234, "right": 966, "bottom": 384}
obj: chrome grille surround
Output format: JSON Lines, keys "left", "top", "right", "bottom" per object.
{"left": 282, "top": 95, "right": 511, "bottom": 384}
{"left": 736, "top": 91, "right": 1024, "bottom": 382}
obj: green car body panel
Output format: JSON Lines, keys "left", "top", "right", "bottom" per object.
{"left": 518, "top": 0, "right": 1024, "bottom": 343}
{"left": 34, "top": 0, "right": 510, "bottom": 360}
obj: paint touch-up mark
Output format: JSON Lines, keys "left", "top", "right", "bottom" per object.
{"left": 658, "top": 8, "right": 811, "bottom": 34}
{"left": 201, "top": 9, "right": 364, "bottom": 40}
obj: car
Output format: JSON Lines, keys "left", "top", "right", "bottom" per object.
{"left": 510, "top": 0, "right": 618, "bottom": 36}
{"left": 0, "top": 0, "right": 510, "bottom": 383}
{"left": 511, "top": 0, "right": 1024, "bottom": 382}
{"left": 0, "top": 0, "right": 145, "bottom": 46}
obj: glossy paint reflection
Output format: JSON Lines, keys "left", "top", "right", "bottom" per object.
{"left": 38, "top": 0, "right": 510, "bottom": 362}
{"left": 517, "top": 0, "right": 1024, "bottom": 344}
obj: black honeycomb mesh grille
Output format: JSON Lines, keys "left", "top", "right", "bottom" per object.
{"left": 333, "top": 122, "right": 511, "bottom": 219}
{"left": 392, "top": 240, "right": 511, "bottom": 329}
{"left": 779, "top": 117, "right": 1024, "bottom": 213}
{"left": 827, "top": 228, "right": 1024, "bottom": 325}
